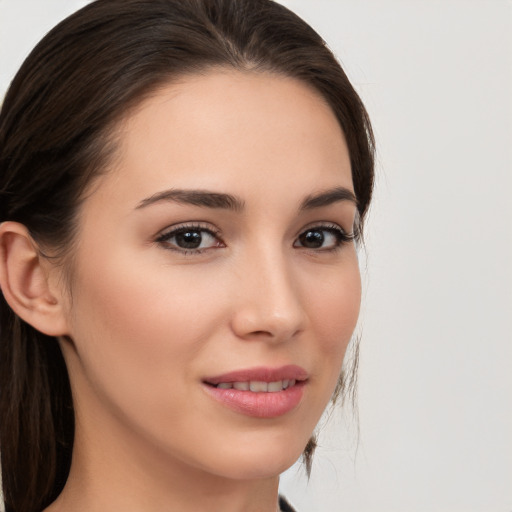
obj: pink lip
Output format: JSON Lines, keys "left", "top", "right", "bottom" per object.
{"left": 204, "top": 365, "right": 308, "bottom": 385}
{"left": 202, "top": 365, "right": 308, "bottom": 419}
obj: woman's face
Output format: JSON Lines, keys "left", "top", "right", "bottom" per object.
{"left": 59, "top": 70, "right": 361, "bottom": 481}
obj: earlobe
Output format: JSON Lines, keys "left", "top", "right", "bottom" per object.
{"left": 0, "top": 221, "right": 69, "bottom": 336}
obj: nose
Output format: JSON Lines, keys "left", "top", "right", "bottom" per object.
{"left": 230, "top": 249, "right": 306, "bottom": 342}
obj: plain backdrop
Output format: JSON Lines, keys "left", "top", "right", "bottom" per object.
{"left": 1, "top": 1, "right": 511, "bottom": 511}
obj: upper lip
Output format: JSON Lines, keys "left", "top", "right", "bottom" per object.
{"left": 204, "top": 365, "right": 308, "bottom": 385}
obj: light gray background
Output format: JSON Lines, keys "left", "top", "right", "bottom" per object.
{"left": 1, "top": 1, "right": 511, "bottom": 511}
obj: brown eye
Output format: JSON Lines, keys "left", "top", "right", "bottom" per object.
{"left": 157, "top": 226, "right": 223, "bottom": 253}
{"left": 294, "top": 226, "right": 352, "bottom": 250}
{"left": 174, "top": 230, "right": 204, "bottom": 249}
{"left": 298, "top": 230, "right": 325, "bottom": 248}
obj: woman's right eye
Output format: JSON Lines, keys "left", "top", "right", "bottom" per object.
{"left": 156, "top": 225, "right": 224, "bottom": 253}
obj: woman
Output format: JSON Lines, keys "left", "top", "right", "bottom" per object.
{"left": 0, "top": 0, "right": 374, "bottom": 511}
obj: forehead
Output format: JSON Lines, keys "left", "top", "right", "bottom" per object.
{"left": 95, "top": 70, "right": 353, "bottom": 209}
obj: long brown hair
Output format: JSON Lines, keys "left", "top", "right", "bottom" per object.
{"left": 0, "top": 1, "right": 375, "bottom": 510}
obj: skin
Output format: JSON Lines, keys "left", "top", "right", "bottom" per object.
{"left": 4, "top": 70, "right": 361, "bottom": 512}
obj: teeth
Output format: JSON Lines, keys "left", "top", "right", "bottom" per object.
{"left": 250, "top": 381, "right": 268, "bottom": 392}
{"left": 216, "top": 380, "right": 297, "bottom": 392}
{"left": 267, "top": 380, "right": 283, "bottom": 392}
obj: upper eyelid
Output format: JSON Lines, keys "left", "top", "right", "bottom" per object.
{"left": 296, "top": 224, "right": 354, "bottom": 242}
{"left": 155, "top": 222, "right": 221, "bottom": 240}
{"left": 153, "top": 220, "right": 353, "bottom": 246}
{"left": 154, "top": 223, "right": 224, "bottom": 255}
{"left": 295, "top": 221, "right": 351, "bottom": 237}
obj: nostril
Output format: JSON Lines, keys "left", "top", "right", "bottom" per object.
{"left": 250, "top": 330, "right": 273, "bottom": 337}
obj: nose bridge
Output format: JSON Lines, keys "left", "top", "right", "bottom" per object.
{"left": 231, "top": 241, "right": 306, "bottom": 341}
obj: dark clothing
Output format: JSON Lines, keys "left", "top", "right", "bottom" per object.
{"left": 279, "top": 495, "right": 297, "bottom": 512}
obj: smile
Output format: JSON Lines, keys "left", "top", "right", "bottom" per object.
{"left": 214, "top": 379, "right": 297, "bottom": 392}
{"left": 202, "top": 365, "right": 308, "bottom": 418}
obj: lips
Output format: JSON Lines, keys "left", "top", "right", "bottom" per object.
{"left": 202, "top": 365, "right": 308, "bottom": 418}
{"left": 216, "top": 379, "right": 296, "bottom": 392}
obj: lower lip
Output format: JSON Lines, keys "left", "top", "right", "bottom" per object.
{"left": 203, "top": 382, "right": 306, "bottom": 418}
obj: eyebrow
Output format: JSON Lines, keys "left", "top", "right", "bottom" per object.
{"left": 299, "top": 187, "right": 358, "bottom": 210}
{"left": 136, "top": 189, "right": 245, "bottom": 211}
{"left": 135, "top": 186, "right": 357, "bottom": 212}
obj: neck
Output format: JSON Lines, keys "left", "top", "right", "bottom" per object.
{"left": 44, "top": 410, "right": 282, "bottom": 512}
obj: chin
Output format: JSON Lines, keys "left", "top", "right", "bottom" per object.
{"left": 193, "top": 430, "right": 309, "bottom": 481}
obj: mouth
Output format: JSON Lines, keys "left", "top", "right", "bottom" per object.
{"left": 209, "top": 379, "right": 298, "bottom": 392}
{"left": 202, "top": 365, "right": 308, "bottom": 418}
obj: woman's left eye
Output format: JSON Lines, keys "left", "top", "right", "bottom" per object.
{"left": 294, "top": 225, "right": 353, "bottom": 251}
{"left": 156, "top": 225, "right": 223, "bottom": 253}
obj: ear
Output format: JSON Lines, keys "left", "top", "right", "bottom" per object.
{"left": 0, "top": 221, "right": 69, "bottom": 336}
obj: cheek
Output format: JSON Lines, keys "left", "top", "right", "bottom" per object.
{"left": 304, "top": 256, "right": 361, "bottom": 378}
{"left": 65, "top": 249, "right": 224, "bottom": 414}
{"left": 72, "top": 237, "right": 219, "bottom": 330}
{"left": 312, "top": 261, "right": 360, "bottom": 334}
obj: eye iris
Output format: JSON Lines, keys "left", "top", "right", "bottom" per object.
{"left": 300, "top": 230, "right": 324, "bottom": 248}
{"left": 176, "top": 231, "right": 202, "bottom": 249}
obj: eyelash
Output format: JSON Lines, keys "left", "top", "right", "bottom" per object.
{"left": 294, "top": 224, "right": 355, "bottom": 252}
{"left": 155, "top": 222, "right": 355, "bottom": 255}
{"left": 155, "top": 223, "right": 223, "bottom": 255}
